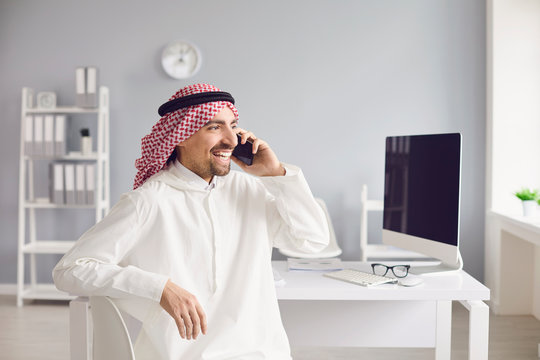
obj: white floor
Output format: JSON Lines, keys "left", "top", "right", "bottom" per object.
{"left": 1, "top": 295, "right": 540, "bottom": 359}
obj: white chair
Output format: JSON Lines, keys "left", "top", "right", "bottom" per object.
{"left": 278, "top": 197, "right": 342, "bottom": 259}
{"left": 89, "top": 296, "right": 136, "bottom": 360}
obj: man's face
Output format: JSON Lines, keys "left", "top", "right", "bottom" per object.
{"left": 176, "top": 106, "right": 238, "bottom": 183}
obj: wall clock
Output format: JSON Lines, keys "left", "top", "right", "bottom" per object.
{"left": 161, "top": 41, "right": 202, "bottom": 79}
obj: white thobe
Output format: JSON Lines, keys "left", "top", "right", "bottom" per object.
{"left": 52, "top": 160, "right": 329, "bottom": 360}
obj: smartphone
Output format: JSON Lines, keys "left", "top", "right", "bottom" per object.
{"left": 232, "top": 134, "right": 254, "bottom": 166}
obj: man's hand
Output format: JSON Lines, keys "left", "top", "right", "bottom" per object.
{"left": 232, "top": 128, "right": 286, "bottom": 177}
{"left": 160, "top": 279, "right": 207, "bottom": 340}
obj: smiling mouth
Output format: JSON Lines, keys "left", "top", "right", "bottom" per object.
{"left": 212, "top": 151, "right": 232, "bottom": 162}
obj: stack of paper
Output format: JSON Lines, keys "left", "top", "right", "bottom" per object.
{"left": 287, "top": 257, "right": 343, "bottom": 271}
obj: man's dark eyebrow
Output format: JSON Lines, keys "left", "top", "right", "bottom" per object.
{"left": 204, "top": 119, "right": 238, "bottom": 127}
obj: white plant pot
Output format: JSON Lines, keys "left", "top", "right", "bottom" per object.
{"left": 522, "top": 200, "right": 537, "bottom": 217}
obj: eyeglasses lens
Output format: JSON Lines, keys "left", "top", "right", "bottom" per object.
{"left": 372, "top": 265, "right": 388, "bottom": 276}
{"left": 393, "top": 266, "right": 408, "bottom": 278}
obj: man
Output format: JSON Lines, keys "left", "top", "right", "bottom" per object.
{"left": 53, "top": 83, "right": 329, "bottom": 359}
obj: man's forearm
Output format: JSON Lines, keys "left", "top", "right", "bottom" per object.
{"left": 53, "top": 258, "right": 169, "bottom": 302}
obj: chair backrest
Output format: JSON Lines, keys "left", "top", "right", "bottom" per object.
{"left": 89, "top": 296, "right": 136, "bottom": 360}
{"left": 278, "top": 197, "right": 342, "bottom": 258}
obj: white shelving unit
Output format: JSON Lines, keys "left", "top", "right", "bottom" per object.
{"left": 360, "top": 184, "right": 429, "bottom": 261}
{"left": 17, "top": 86, "right": 110, "bottom": 307}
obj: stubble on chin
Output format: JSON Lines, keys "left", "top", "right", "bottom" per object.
{"left": 210, "top": 161, "right": 231, "bottom": 177}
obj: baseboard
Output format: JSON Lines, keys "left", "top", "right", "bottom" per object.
{"left": 0, "top": 284, "right": 17, "bottom": 295}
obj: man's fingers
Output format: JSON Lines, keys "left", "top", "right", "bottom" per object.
{"left": 182, "top": 312, "right": 194, "bottom": 340}
{"left": 183, "top": 312, "right": 194, "bottom": 340}
{"left": 196, "top": 303, "right": 208, "bottom": 335}
{"left": 252, "top": 139, "right": 261, "bottom": 154}
{"left": 176, "top": 317, "right": 186, "bottom": 339}
{"left": 189, "top": 308, "right": 201, "bottom": 339}
{"left": 240, "top": 131, "right": 256, "bottom": 145}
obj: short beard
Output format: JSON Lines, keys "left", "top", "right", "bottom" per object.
{"left": 209, "top": 160, "right": 231, "bottom": 177}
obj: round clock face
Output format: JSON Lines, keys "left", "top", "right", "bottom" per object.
{"left": 161, "top": 41, "right": 201, "bottom": 79}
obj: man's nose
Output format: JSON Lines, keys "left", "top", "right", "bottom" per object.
{"left": 223, "top": 127, "right": 238, "bottom": 147}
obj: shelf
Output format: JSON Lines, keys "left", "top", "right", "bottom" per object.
{"left": 24, "top": 106, "right": 99, "bottom": 114}
{"left": 24, "top": 201, "right": 97, "bottom": 209}
{"left": 22, "top": 284, "right": 76, "bottom": 301}
{"left": 22, "top": 240, "right": 76, "bottom": 254}
{"left": 24, "top": 152, "right": 103, "bottom": 161}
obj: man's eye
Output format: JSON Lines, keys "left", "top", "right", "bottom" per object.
{"left": 208, "top": 126, "right": 219, "bottom": 130}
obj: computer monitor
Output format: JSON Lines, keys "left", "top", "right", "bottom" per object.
{"left": 382, "top": 133, "right": 463, "bottom": 275}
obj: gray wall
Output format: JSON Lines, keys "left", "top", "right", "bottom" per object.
{"left": 0, "top": 0, "right": 486, "bottom": 283}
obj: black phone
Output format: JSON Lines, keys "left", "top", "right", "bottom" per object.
{"left": 232, "top": 134, "right": 254, "bottom": 166}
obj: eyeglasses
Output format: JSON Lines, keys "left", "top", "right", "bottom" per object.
{"left": 371, "top": 263, "right": 410, "bottom": 278}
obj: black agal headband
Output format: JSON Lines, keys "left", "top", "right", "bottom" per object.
{"left": 158, "top": 91, "right": 235, "bottom": 117}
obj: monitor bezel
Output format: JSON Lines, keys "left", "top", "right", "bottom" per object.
{"left": 381, "top": 133, "right": 463, "bottom": 269}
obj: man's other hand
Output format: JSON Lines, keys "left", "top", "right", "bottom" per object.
{"left": 160, "top": 279, "right": 207, "bottom": 340}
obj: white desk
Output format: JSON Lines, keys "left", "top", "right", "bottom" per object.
{"left": 485, "top": 210, "right": 540, "bottom": 318}
{"left": 69, "top": 261, "right": 490, "bottom": 360}
{"left": 274, "top": 260, "right": 490, "bottom": 360}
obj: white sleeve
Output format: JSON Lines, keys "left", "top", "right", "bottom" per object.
{"left": 52, "top": 193, "right": 169, "bottom": 303}
{"left": 259, "top": 163, "right": 330, "bottom": 254}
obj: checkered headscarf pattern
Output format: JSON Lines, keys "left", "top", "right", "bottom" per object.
{"left": 133, "top": 84, "right": 239, "bottom": 189}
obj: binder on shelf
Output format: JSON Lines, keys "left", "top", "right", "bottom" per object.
{"left": 33, "top": 115, "right": 43, "bottom": 155}
{"left": 75, "top": 164, "right": 86, "bottom": 205}
{"left": 49, "top": 162, "right": 64, "bottom": 205}
{"left": 75, "top": 67, "right": 86, "bottom": 107}
{"left": 24, "top": 115, "right": 33, "bottom": 155}
{"left": 75, "top": 66, "right": 99, "bottom": 108}
{"left": 86, "top": 67, "right": 98, "bottom": 108}
{"left": 64, "top": 163, "right": 76, "bottom": 205}
{"left": 86, "top": 163, "right": 95, "bottom": 205}
{"left": 54, "top": 115, "right": 66, "bottom": 156}
{"left": 44, "top": 115, "right": 54, "bottom": 157}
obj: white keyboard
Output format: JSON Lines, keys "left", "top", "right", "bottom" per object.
{"left": 324, "top": 269, "right": 398, "bottom": 287}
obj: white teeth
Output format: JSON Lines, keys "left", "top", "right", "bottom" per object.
{"left": 214, "top": 152, "right": 231, "bottom": 159}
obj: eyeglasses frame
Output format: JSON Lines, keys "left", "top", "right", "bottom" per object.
{"left": 371, "top": 263, "right": 411, "bottom": 278}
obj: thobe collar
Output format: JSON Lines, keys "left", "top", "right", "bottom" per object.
{"left": 172, "top": 159, "right": 218, "bottom": 191}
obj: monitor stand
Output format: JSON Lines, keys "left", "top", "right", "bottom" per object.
{"left": 409, "top": 250, "right": 463, "bottom": 275}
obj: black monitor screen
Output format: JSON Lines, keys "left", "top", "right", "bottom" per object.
{"left": 383, "top": 133, "right": 461, "bottom": 246}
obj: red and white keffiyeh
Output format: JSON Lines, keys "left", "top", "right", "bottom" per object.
{"left": 133, "top": 84, "right": 239, "bottom": 189}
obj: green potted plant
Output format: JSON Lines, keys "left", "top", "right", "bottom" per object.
{"left": 514, "top": 188, "right": 539, "bottom": 217}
